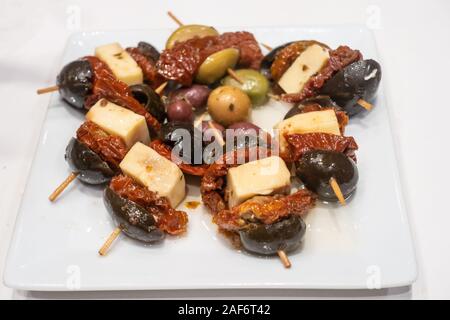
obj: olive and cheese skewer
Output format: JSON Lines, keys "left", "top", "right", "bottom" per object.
{"left": 36, "top": 42, "right": 167, "bottom": 106}
{"left": 38, "top": 42, "right": 143, "bottom": 98}
{"left": 261, "top": 41, "right": 379, "bottom": 114}
{"left": 99, "top": 142, "right": 187, "bottom": 255}
{"left": 202, "top": 154, "right": 315, "bottom": 268}
{"left": 49, "top": 99, "right": 151, "bottom": 201}
{"left": 275, "top": 108, "right": 354, "bottom": 204}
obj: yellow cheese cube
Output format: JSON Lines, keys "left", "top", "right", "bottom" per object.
{"left": 86, "top": 99, "right": 150, "bottom": 149}
{"left": 119, "top": 142, "right": 186, "bottom": 208}
{"left": 226, "top": 156, "right": 291, "bottom": 208}
{"left": 278, "top": 44, "right": 330, "bottom": 94}
{"left": 274, "top": 109, "right": 341, "bottom": 155}
{"left": 95, "top": 43, "right": 143, "bottom": 86}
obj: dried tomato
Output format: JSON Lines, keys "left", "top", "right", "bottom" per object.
{"left": 76, "top": 121, "right": 128, "bottom": 169}
{"left": 110, "top": 175, "right": 188, "bottom": 235}
{"left": 283, "top": 132, "right": 358, "bottom": 163}
{"left": 213, "top": 189, "right": 316, "bottom": 231}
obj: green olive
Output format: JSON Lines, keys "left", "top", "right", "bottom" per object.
{"left": 222, "top": 69, "right": 269, "bottom": 106}
{"left": 165, "top": 24, "right": 219, "bottom": 49}
{"left": 207, "top": 86, "right": 251, "bottom": 126}
{"left": 195, "top": 48, "right": 240, "bottom": 85}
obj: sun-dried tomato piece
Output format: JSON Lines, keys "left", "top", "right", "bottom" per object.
{"left": 213, "top": 189, "right": 316, "bottom": 231}
{"left": 110, "top": 175, "right": 188, "bottom": 235}
{"left": 283, "top": 132, "right": 358, "bottom": 163}
{"left": 76, "top": 121, "right": 128, "bottom": 169}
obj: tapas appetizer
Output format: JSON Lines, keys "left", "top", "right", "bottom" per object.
{"left": 40, "top": 11, "right": 382, "bottom": 267}
{"left": 261, "top": 40, "right": 381, "bottom": 115}
{"left": 100, "top": 142, "right": 188, "bottom": 255}
{"left": 49, "top": 98, "right": 151, "bottom": 201}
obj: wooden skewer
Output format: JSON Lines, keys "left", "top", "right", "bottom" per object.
{"left": 357, "top": 99, "right": 373, "bottom": 111}
{"left": 208, "top": 121, "right": 225, "bottom": 147}
{"left": 48, "top": 172, "right": 79, "bottom": 202}
{"left": 167, "top": 11, "right": 184, "bottom": 27}
{"left": 98, "top": 227, "right": 122, "bottom": 256}
{"left": 37, "top": 85, "right": 59, "bottom": 95}
{"left": 277, "top": 250, "right": 291, "bottom": 268}
{"left": 329, "top": 177, "right": 346, "bottom": 206}
{"left": 155, "top": 81, "right": 168, "bottom": 95}
{"left": 226, "top": 68, "right": 244, "bottom": 84}
{"left": 261, "top": 43, "right": 273, "bottom": 51}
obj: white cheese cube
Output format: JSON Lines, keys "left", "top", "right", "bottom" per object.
{"left": 86, "top": 99, "right": 150, "bottom": 149}
{"left": 95, "top": 43, "right": 143, "bottom": 86}
{"left": 119, "top": 142, "right": 186, "bottom": 208}
{"left": 278, "top": 44, "right": 330, "bottom": 94}
{"left": 226, "top": 156, "right": 291, "bottom": 208}
{"left": 274, "top": 109, "right": 341, "bottom": 155}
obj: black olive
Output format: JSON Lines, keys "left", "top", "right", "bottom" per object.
{"left": 130, "top": 84, "right": 167, "bottom": 123}
{"left": 224, "top": 134, "right": 267, "bottom": 153}
{"left": 160, "top": 122, "right": 203, "bottom": 165}
{"left": 56, "top": 59, "right": 93, "bottom": 109}
{"left": 103, "top": 187, "right": 165, "bottom": 243}
{"left": 284, "top": 95, "right": 342, "bottom": 120}
{"left": 260, "top": 42, "right": 293, "bottom": 81}
{"left": 296, "top": 150, "right": 358, "bottom": 202}
{"left": 222, "top": 122, "right": 270, "bottom": 154}
{"left": 137, "top": 41, "right": 160, "bottom": 62}
{"left": 239, "top": 215, "right": 306, "bottom": 255}
{"left": 320, "top": 59, "right": 382, "bottom": 117}
{"left": 65, "top": 138, "right": 115, "bottom": 184}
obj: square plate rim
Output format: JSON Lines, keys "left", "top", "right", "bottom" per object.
{"left": 3, "top": 25, "right": 418, "bottom": 291}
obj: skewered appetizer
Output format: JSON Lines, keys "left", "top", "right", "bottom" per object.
{"left": 52, "top": 97, "right": 188, "bottom": 252}
{"left": 275, "top": 102, "right": 359, "bottom": 203}
{"left": 42, "top": 10, "right": 382, "bottom": 268}
{"left": 49, "top": 98, "right": 151, "bottom": 200}
{"left": 201, "top": 148, "right": 316, "bottom": 266}
{"left": 38, "top": 42, "right": 165, "bottom": 129}
{"left": 143, "top": 23, "right": 268, "bottom": 175}
{"left": 261, "top": 40, "right": 381, "bottom": 116}
{"left": 99, "top": 141, "right": 188, "bottom": 255}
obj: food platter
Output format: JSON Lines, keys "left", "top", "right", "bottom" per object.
{"left": 3, "top": 26, "right": 417, "bottom": 291}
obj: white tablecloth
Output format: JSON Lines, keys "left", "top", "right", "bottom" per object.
{"left": 1, "top": 0, "right": 449, "bottom": 299}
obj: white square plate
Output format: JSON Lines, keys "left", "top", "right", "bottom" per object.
{"left": 4, "top": 26, "right": 417, "bottom": 291}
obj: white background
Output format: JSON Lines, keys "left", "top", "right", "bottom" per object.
{"left": 0, "top": 0, "right": 449, "bottom": 299}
